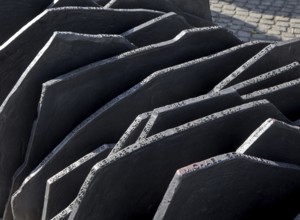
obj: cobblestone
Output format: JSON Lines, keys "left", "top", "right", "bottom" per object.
{"left": 210, "top": 0, "right": 300, "bottom": 41}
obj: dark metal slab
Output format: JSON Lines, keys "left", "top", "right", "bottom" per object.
{"left": 0, "top": 0, "right": 52, "bottom": 45}
{"left": 111, "top": 41, "right": 269, "bottom": 153}
{"left": 42, "top": 144, "right": 113, "bottom": 220}
{"left": 224, "top": 62, "right": 300, "bottom": 95}
{"left": 242, "top": 78, "right": 300, "bottom": 120}
{"left": 66, "top": 101, "right": 289, "bottom": 220}
{"left": 49, "top": 0, "right": 99, "bottom": 7}
{"left": 105, "top": 0, "right": 212, "bottom": 25}
{"left": 1, "top": 33, "right": 134, "bottom": 220}
{"left": 11, "top": 27, "right": 241, "bottom": 220}
{"left": 213, "top": 38, "right": 300, "bottom": 92}
{"left": 237, "top": 119, "right": 300, "bottom": 165}
{"left": 0, "top": 7, "right": 162, "bottom": 105}
{"left": 154, "top": 153, "right": 300, "bottom": 220}
{"left": 110, "top": 112, "right": 152, "bottom": 155}
{"left": 122, "top": 12, "right": 192, "bottom": 47}
{"left": 137, "top": 90, "right": 244, "bottom": 140}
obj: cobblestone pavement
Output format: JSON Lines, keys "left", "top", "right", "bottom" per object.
{"left": 210, "top": 0, "right": 300, "bottom": 41}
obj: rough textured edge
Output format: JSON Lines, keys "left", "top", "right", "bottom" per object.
{"left": 13, "top": 27, "right": 225, "bottom": 204}
{"left": 154, "top": 152, "right": 300, "bottom": 219}
{"left": 242, "top": 77, "right": 300, "bottom": 100}
{"left": 68, "top": 100, "right": 273, "bottom": 219}
{"left": 110, "top": 112, "right": 151, "bottom": 156}
{"left": 0, "top": 6, "right": 162, "bottom": 50}
{"left": 0, "top": 32, "right": 133, "bottom": 113}
{"left": 225, "top": 62, "right": 300, "bottom": 94}
{"left": 236, "top": 118, "right": 299, "bottom": 154}
{"left": 137, "top": 89, "right": 241, "bottom": 141}
{"left": 212, "top": 37, "right": 300, "bottom": 92}
{"left": 212, "top": 43, "right": 277, "bottom": 92}
{"left": 122, "top": 12, "right": 178, "bottom": 37}
{"left": 42, "top": 144, "right": 113, "bottom": 220}
{"left": 45, "top": 26, "right": 224, "bottom": 85}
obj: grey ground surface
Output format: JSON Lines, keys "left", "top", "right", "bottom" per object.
{"left": 210, "top": 0, "right": 300, "bottom": 41}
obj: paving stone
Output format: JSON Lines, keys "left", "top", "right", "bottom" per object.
{"left": 41, "top": 144, "right": 112, "bottom": 220}
{"left": 105, "top": 0, "right": 213, "bottom": 26}
{"left": 275, "top": 16, "right": 290, "bottom": 22}
{"left": 237, "top": 31, "right": 251, "bottom": 38}
{"left": 246, "top": 17, "right": 260, "bottom": 23}
{"left": 260, "top": 19, "right": 275, "bottom": 25}
{"left": 252, "top": 34, "right": 269, "bottom": 40}
{"left": 242, "top": 78, "right": 300, "bottom": 120}
{"left": 223, "top": 5, "right": 236, "bottom": 11}
{"left": 69, "top": 101, "right": 289, "bottom": 220}
{"left": 225, "top": 62, "right": 300, "bottom": 95}
{"left": 268, "top": 29, "right": 281, "bottom": 35}
{"left": 1, "top": 33, "right": 134, "bottom": 220}
{"left": 237, "top": 119, "right": 300, "bottom": 165}
{"left": 154, "top": 153, "right": 300, "bottom": 220}
{"left": 210, "top": 0, "right": 300, "bottom": 41}
{"left": 249, "top": 12, "right": 262, "bottom": 19}
{"left": 11, "top": 27, "right": 241, "bottom": 220}
{"left": 122, "top": 12, "right": 192, "bottom": 47}
{"left": 213, "top": 39, "right": 300, "bottom": 92}
{"left": 263, "top": 14, "right": 274, "bottom": 20}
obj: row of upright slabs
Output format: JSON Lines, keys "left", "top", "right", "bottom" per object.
{"left": 0, "top": 0, "right": 300, "bottom": 219}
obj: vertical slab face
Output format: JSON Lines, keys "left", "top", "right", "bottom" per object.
{"left": 138, "top": 90, "right": 244, "bottom": 139}
{"left": 225, "top": 62, "right": 300, "bottom": 95}
{"left": 154, "top": 153, "right": 300, "bottom": 220}
{"left": 111, "top": 112, "right": 152, "bottom": 155}
{"left": 105, "top": 0, "right": 212, "bottom": 24}
{"left": 111, "top": 41, "right": 268, "bottom": 153}
{"left": 242, "top": 78, "right": 300, "bottom": 120}
{"left": 122, "top": 12, "right": 193, "bottom": 47}
{"left": 49, "top": 0, "right": 99, "bottom": 7}
{"left": 0, "top": 0, "right": 52, "bottom": 45}
{"left": 11, "top": 27, "right": 241, "bottom": 220}
{"left": 1, "top": 34, "right": 134, "bottom": 220}
{"left": 94, "top": 0, "right": 111, "bottom": 5}
{"left": 42, "top": 144, "right": 113, "bottom": 220}
{"left": 66, "top": 101, "right": 289, "bottom": 220}
{"left": 237, "top": 119, "right": 300, "bottom": 166}
{"left": 0, "top": 7, "right": 162, "bottom": 105}
{"left": 213, "top": 38, "right": 300, "bottom": 92}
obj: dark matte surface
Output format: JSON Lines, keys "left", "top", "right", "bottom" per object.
{"left": 49, "top": 0, "right": 99, "bottom": 7}
{"left": 0, "top": 0, "right": 52, "bottom": 45}
{"left": 111, "top": 112, "right": 152, "bottom": 155}
{"left": 237, "top": 119, "right": 300, "bottom": 165}
{"left": 242, "top": 78, "right": 300, "bottom": 120}
{"left": 105, "top": 0, "right": 212, "bottom": 25}
{"left": 2, "top": 33, "right": 134, "bottom": 220}
{"left": 12, "top": 27, "right": 241, "bottom": 220}
{"left": 138, "top": 90, "right": 244, "bottom": 139}
{"left": 225, "top": 62, "right": 300, "bottom": 95}
{"left": 69, "top": 101, "right": 289, "bottom": 220}
{"left": 112, "top": 41, "right": 269, "bottom": 152}
{"left": 42, "top": 144, "right": 113, "bottom": 220}
{"left": 154, "top": 153, "right": 300, "bottom": 220}
{"left": 94, "top": 0, "right": 111, "bottom": 5}
{"left": 213, "top": 38, "right": 300, "bottom": 92}
{"left": 105, "top": 41, "right": 269, "bottom": 154}
{"left": 0, "top": 7, "right": 162, "bottom": 105}
{"left": 122, "top": 12, "right": 193, "bottom": 47}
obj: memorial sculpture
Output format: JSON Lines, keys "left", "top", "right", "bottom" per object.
{"left": 0, "top": 0, "right": 299, "bottom": 220}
